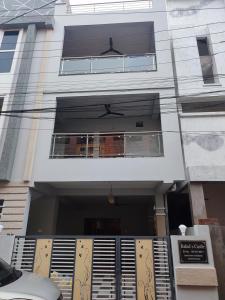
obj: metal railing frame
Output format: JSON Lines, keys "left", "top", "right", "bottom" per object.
{"left": 67, "top": 0, "right": 153, "bottom": 14}
{"left": 60, "top": 53, "right": 157, "bottom": 75}
{"left": 50, "top": 131, "right": 163, "bottom": 158}
{"left": 11, "top": 235, "right": 174, "bottom": 300}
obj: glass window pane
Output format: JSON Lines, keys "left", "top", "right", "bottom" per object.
{"left": 92, "top": 57, "right": 123, "bottom": 73}
{"left": 197, "top": 38, "right": 210, "bottom": 56}
{"left": 61, "top": 58, "right": 91, "bottom": 74}
{"left": 0, "top": 98, "right": 3, "bottom": 114}
{"left": 0, "top": 52, "right": 14, "bottom": 73}
{"left": 125, "top": 55, "right": 155, "bottom": 72}
{"left": 0, "top": 31, "right": 19, "bottom": 50}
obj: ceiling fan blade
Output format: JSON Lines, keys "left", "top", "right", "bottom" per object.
{"left": 105, "top": 104, "right": 111, "bottom": 113}
{"left": 100, "top": 49, "right": 111, "bottom": 55}
{"left": 111, "top": 49, "right": 123, "bottom": 55}
{"left": 110, "top": 112, "right": 125, "bottom": 116}
{"left": 98, "top": 112, "right": 109, "bottom": 118}
{"left": 100, "top": 37, "right": 123, "bottom": 56}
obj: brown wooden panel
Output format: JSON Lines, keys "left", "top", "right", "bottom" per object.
{"left": 73, "top": 239, "right": 93, "bottom": 300}
{"left": 176, "top": 267, "right": 218, "bottom": 286}
{"left": 0, "top": 194, "right": 27, "bottom": 200}
{"left": 0, "top": 187, "right": 28, "bottom": 194}
{"left": 1, "top": 229, "right": 20, "bottom": 235}
{"left": 2, "top": 207, "right": 25, "bottom": 214}
{"left": 34, "top": 239, "right": 53, "bottom": 277}
{"left": 3, "top": 200, "right": 26, "bottom": 207}
{"left": 0, "top": 221, "right": 23, "bottom": 229}
{"left": 0, "top": 214, "right": 24, "bottom": 222}
{"left": 136, "top": 239, "right": 155, "bottom": 300}
{"left": 0, "top": 182, "right": 28, "bottom": 187}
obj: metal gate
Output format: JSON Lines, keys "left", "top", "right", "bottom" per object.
{"left": 11, "top": 236, "right": 174, "bottom": 300}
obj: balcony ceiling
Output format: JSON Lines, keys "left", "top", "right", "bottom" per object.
{"left": 63, "top": 22, "right": 155, "bottom": 57}
{"left": 34, "top": 181, "right": 162, "bottom": 196}
{"left": 56, "top": 93, "right": 160, "bottom": 120}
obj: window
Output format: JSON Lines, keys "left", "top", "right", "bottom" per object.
{"left": 0, "top": 98, "right": 3, "bottom": 114}
{"left": 197, "top": 37, "right": 215, "bottom": 84}
{"left": 0, "top": 31, "right": 19, "bottom": 73}
{"left": 0, "top": 199, "right": 4, "bottom": 217}
{"left": 182, "top": 101, "right": 225, "bottom": 113}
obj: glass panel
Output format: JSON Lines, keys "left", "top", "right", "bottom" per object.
{"left": 92, "top": 56, "right": 123, "bottom": 73}
{"left": 53, "top": 135, "right": 87, "bottom": 157}
{"left": 125, "top": 55, "right": 155, "bottom": 72}
{"left": 125, "top": 134, "right": 161, "bottom": 156}
{"left": 0, "top": 31, "right": 19, "bottom": 50}
{"left": 62, "top": 58, "right": 91, "bottom": 74}
{"left": 0, "top": 98, "right": 3, "bottom": 114}
{"left": 197, "top": 38, "right": 210, "bottom": 56}
{"left": 200, "top": 56, "right": 215, "bottom": 84}
{"left": 99, "top": 134, "right": 124, "bottom": 157}
{"left": 0, "top": 52, "right": 14, "bottom": 73}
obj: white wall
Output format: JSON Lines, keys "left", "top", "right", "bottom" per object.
{"left": 0, "top": 29, "right": 24, "bottom": 156}
{"left": 30, "top": 0, "right": 185, "bottom": 184}
{"left": 180, "top": 112, "right": 225, "bottom": 181}
{"left": 171, "top": 225, "right": 219, "bottom": 300}
{"left": 167, "top": 0, "right": 225, "bottom": 97}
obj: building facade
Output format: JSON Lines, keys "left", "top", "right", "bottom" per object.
{"left": 0, "top": 0, "right": 223, "bottom": 299}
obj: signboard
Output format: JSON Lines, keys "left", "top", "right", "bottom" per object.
{"left": 179, "top": 240, "right": 208, "bottom": 264}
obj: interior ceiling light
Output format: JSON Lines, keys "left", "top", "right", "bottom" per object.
{"left": 107, "top": 184, "right": 115, "bottom": 205}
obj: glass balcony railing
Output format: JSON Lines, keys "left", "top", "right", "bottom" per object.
{"left": 60, "top": 53, "right": 157, "bottom": 75}
{"left": 50, "top": 132, "right": 163, "bottom": 158}
{"left": 68, "top": 0, "right": 153, "bottom": 14}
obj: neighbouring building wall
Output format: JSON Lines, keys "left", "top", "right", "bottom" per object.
{"left": 0, "top": 183, "right": 30, "bottom": 235}
{"left": 167, "top": 0, "right": 225, "bottom": 96}
{"left": 203, "top": 183, "right": 225, "bottom": 226}
{"left": 180, "top": 113, "right": 225, "bottom": 181}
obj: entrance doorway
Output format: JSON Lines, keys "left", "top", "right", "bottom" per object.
{"left": 56, "top": 196, "right": 155, "bottom": 236}
{"left": 84, "top": 218, "right": 121, "bottom": 235}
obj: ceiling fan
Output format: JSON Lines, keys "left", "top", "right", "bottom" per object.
{"left": 100, "top": 37, "right": 123, "bottom": 55}
{"left": 98, "top": 104, "right": 125, "bottom": 118}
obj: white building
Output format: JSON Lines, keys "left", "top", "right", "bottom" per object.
{"left": 0, "top": 0, "right": 222, "bottom": 299}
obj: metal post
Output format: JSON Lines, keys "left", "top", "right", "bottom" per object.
{"left": 86, "top": 134, "right": 89, "bottom": 158}
{"left": 60, "top": 59, "right": 64, "bottom": 75}
{"left": 90, "top": 58, "right": 93, "bottom": 73}
{"left": 123, "top": 133, "right": 126, "bottom": 157}
{"left": 116, "top": 237, "right": 121, "bottom": 300}
{"left": 51, "top": 134, "right": 56, "bottom": 158}
{"left": 158, "top": 133, "right": 161, "bottom": 155}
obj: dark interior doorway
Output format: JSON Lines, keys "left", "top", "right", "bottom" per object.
{"left": 167, "top": 192, "right": 193, "bottom": 234}
{"left": 84, "top": 218, "right": 121, "bottom": 235}
{"left": 56, "top": 196, "right": 155, "bottom": 236}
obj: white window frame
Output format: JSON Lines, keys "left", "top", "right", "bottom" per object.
{"left": 0, "top": 29, "right": 23, "bottom": 74}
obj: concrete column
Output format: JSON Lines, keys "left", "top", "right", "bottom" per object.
{"left": 189, "top": 183, "right": 207, "bottom": 225}
{"left": 0, "top": 24, "right": 37, "bottom": 181}
{"left": 155, "top": 194, "right": 167, "bottom": 236}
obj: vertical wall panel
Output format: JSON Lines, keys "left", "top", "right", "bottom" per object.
{"left": 136, "top": 239, "right": 155, "bottom": 300}
{"left": 73, "top": 239, "right": 93, "bottom": 300}
{"left": 34, "top": 239, "right": 53, "bottom": 277}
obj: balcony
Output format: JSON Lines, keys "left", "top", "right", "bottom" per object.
{"left": 61, "top": 22, "right": 156, "bottom": 75}
{"left": 50, "top": 132, "right": 163, "bottom": 158}
{"left": 60, "top": 53, "right": 156, "bottom": 75}
{"left": 68, "top": 0, "right": 153, "bottom": 14}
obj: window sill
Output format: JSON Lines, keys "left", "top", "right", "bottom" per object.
{"left": 202, "top": 83, "right": 222, "bottom": 87}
